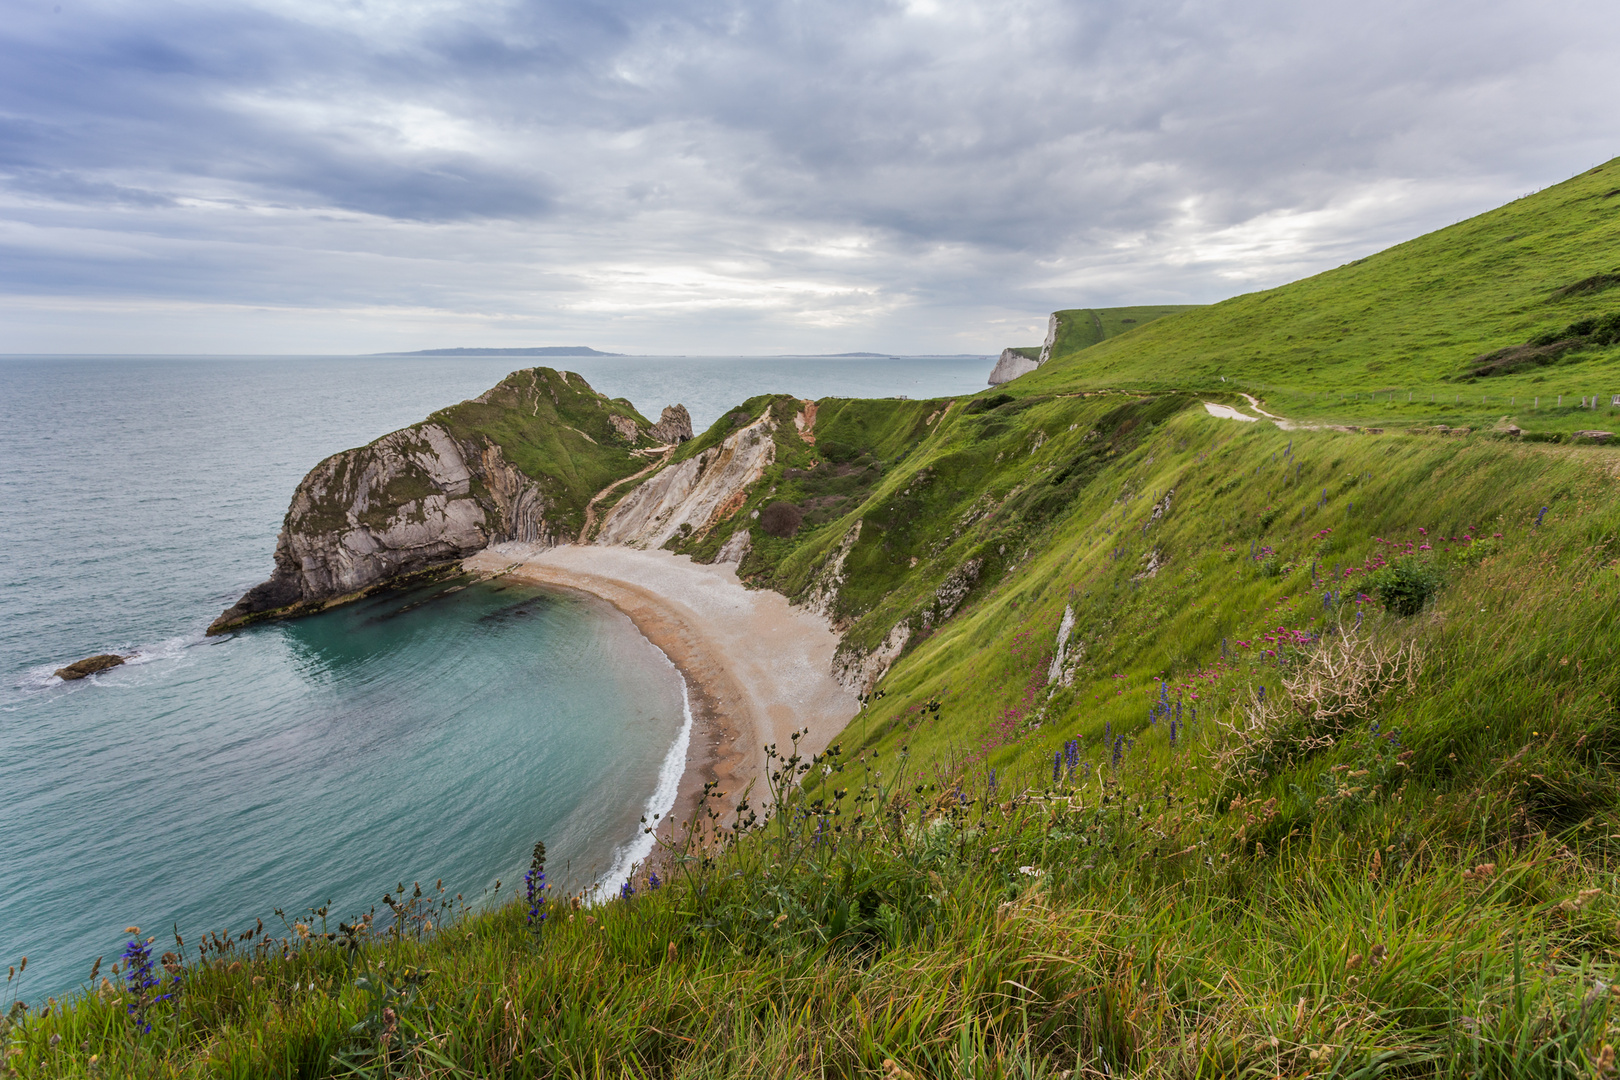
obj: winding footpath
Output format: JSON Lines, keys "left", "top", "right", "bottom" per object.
{"left": 577, "top": 448, "right": 673, "bottom": 543}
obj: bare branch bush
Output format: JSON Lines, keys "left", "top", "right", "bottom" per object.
{"left": 1216, "top": 624, "right": 1424, "bottom": 777}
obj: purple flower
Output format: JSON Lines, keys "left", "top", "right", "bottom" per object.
{"left": 120, "top": 931, "right": 171, "bottom": 1035}
{"left": 648, "top": 871, "right": 662, "bottom": 891}
{"left": 525, "top": 840, "right": 548, "bottom": 927}
{"left": 1536, "top": 506, "right": 1549, "bottom": 527}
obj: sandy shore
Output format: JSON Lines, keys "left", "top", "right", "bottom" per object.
{"left": 463, "top": 543, "right": 860, "bottom": 847}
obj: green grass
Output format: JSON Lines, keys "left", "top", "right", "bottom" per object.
{"left": 10, "top": 164, "right": 1620, "bottom": 1077}
{"left": 1011, "top": 160, "right": 1620, "bottom": 435}
{"left": 1042, "top": 305, "right": 1205, "bottom": 358}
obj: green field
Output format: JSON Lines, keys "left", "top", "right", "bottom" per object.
{"left": 9, "top": 162, "right": 1620, "bottom": 1078}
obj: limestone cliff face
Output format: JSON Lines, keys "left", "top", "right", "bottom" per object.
{"left": 210, "top": 424, "right": 550, "bottom": 633}
{"left": 1037, "top": 312, "right": 1061, "bottom": 363}
{"left": 593, "top": 414, "right": 776, "bottom": 549}
{"left": 987, "top": 348, "right": 1040, "bottom": 386}
{"left": 832, "top": 622, "right": 910, "bottom": 695}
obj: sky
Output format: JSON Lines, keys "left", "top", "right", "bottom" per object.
{"left": 1, "top": 0, "right": 1617, "bottom": 356}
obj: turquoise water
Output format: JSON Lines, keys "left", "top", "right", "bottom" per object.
{"left": 0, "top": 353, "right": 990, "bottom": 1000}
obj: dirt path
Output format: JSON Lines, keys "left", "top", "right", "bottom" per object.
{"left": 578, "top": 449, "right": 671, "bottom": 543}
{"left": 1203, "top": 393, "right": 1313, "bottom": 430}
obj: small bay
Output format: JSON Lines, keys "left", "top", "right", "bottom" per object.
{"left": 0, "top": 353, "right": 990, "bottom": 999}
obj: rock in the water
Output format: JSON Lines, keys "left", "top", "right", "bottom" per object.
{"left": 55, "top": 654, "right": 126, "bottom": 680}
{"left": 649, "top": 404, "right": 693, "bottom": 444}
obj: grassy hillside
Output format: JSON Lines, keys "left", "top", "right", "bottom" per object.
{"left": 1043, "top": 304, "right": 1204, "bottom": 357}
{"left": 9, "top": 166, "right": 1620, "bottom": 1077}
{"left": 1017, "top": 160, "right": 1620, "bottom": 435}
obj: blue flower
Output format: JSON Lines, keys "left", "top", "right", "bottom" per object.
{"left": 120, "top": 930, "right": 170, "bottom": 1035}
{"left": 525, "top": 840, "right": 548, "bottom": 928}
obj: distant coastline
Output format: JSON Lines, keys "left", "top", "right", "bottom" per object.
{"left": 369, "top": 347, "right": 993, "bottom": 359}
{"left": 376, "top": 346, "right": 624, "bottom": 357}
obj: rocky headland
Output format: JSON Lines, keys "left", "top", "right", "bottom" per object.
{"left": 208, "top": 369, "right": 692, "bottom": 633}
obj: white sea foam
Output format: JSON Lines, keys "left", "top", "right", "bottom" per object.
{"left": 11, "top": 632, "right": 212, "bottom": 694}
{"left": 592, "top": 653, "right": 693, "bottom": 901}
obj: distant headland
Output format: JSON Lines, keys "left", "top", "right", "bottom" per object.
{"left": 376, "top": 346, "right": 624, "bottom": 357}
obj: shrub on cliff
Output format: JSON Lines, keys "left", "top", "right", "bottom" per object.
{"left": 1367, "top": 555, "right": 1443, "bottom": 615}
{"left": 759, "top": 501, "right": 803, "bottom": 538}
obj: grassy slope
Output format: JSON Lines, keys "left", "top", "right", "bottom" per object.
{"left": 12, "top": 169, "right": 1620, "bottom": 1078}
{"left": 1016, "top": 160, "right": 1620, "bottom": 434}
{"left": 1044, "top": 304, "right": 1204, "bottom": 357}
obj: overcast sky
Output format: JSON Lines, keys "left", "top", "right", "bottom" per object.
{"left": 1, "top": 0, "right": 1616, "bottom": 355}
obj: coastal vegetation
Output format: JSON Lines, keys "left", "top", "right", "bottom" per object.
{"left": 9, "top": 160, "right": 1620, "bottom": 1077}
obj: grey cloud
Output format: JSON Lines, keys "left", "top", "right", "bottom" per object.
{"left": 0, "top": 0, "right": 1616, "bottom": 352}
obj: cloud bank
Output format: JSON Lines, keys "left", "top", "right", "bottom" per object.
{"left": 1, "top": 0, "right": 1616, "bottom": 353}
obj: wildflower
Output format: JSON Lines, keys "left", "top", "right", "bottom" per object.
{"left": 620, "top": 880, "right": 635, "bottom": 900}
{"left": 524, "top": 841, "right": 548, "bottom": 928}
{"left": 120, "top": 929, "right": 171, "bottom": 1035}
{"left": 1052, "top": 752, "right": 1061, "bottom": 785}
{"left": 1536, "top": 506, "right": 1549, "bottom": 526}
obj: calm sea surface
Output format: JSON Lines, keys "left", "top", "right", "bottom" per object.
{"left": 0, "top": 353, "right": 990, "bottom": 1000}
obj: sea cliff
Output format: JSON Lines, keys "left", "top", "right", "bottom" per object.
{"left": 209, "top": 368, "right": 691, "bottom": 632}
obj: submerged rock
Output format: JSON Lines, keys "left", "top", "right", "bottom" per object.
{"left": 55, "top": 654, "right": 126, "bottom": 680}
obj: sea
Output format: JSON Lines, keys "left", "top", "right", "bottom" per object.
{"left": 0, "top": 353, "right": 991, "bottom": 1001}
